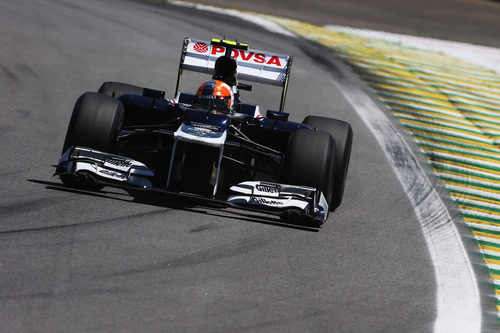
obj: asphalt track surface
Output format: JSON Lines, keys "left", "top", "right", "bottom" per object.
{"left": 0, "top": 0, "right": 437, "bottom": 331}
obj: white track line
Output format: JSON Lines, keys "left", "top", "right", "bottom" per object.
{"left": 330, "top": 71, "right": 481, "bottom": 333}
{"left": 169, "top": 0, "right": 295, "bottom": 37}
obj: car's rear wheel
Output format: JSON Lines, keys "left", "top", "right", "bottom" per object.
{"left": 282, "top": 129, "right": 335, "bottom": 207}
{"left": 61, "top": 92, "right": 124, "bottom": 189}
{"left": 98, "top": 81, "right": 143, "bottom": 98}
{"left": 303, "top": 116, "right": 353, "bottom": 211}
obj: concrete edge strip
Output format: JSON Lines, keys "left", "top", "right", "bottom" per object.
{"left": 323, "top": 25, "right": 500, "bottom": 75}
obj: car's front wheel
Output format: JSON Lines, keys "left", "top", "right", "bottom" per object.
{"left": 303, "top": 116, "right": 353, "bottom": 211}
{"left": 60, "top": 92, "right": 124, "bottom": 189}
{"left": 282, "top": 129, "right": 335, "bottom": 208}
{"left": 62, "top": 92, "right": 124, "bottom": 153}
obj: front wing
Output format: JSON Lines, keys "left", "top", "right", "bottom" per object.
{"left": 55, "top": 146, "right": 329, "bottom": 226}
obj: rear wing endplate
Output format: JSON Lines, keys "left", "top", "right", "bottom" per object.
{"left": 175, "top": 37, "right": 293, "bottom": 112}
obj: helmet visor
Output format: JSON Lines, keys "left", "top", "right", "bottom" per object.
{"left": 195, "top": 95, "right": 231, "bottom": 112}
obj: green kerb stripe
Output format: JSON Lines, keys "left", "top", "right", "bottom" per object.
{"left": 471, "top": 227, "right": 500, "bottom": 236}
{"left": 477, "top": 239, "right": 500, "bottom": 248}
{"left": 462, "top": 213, "right": 500, "bottom": 224}
{"left": 404, "top": 125, "right": 492, "bottom": 145}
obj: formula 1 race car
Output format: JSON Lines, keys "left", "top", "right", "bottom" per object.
{"left": 55, "top": 38, "right": 353, "bottom": 227}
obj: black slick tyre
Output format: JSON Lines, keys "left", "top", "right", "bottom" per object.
{"left": 62, "top": 92, "right": 124, "bottom": 154}
{"left": 303, "top": 116, "right": 353, "bottom": 211}
{"left": 282, "top": 129, "right": 335, "bottom": 207}
{"left": 61, "top": 92, "right": 124, "bottom": 189}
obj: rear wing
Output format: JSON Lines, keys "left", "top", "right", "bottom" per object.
{"left": 175, "top": 38, "right": 293, "bottom": 112}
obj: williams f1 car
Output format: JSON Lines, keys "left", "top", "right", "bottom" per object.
{"left": 55, "top": 38, "right": 353, "bottom": 227}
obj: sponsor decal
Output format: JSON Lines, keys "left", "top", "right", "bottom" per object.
{"left": 188, "top": 121, "right": 222, "bottom": 132}
{"left": 99, "top": 169, "right": 126, "bottom": 180}
{"left": 193, "top": 42, "right": 209, "bottom": 53}
{"left": 183, "top": 126, "right": 219, "bottom": 138}
{"left": 255, "top": 184, "right": 280, "bottom": 194}
{"left": 209, "top": 46, "right": 283, "bottom": 67}
{"left": 252, "top": 197, "right": 283, "bottom": 206}
{"left": 105, "top": 159, "right": 132, "bottom": 168}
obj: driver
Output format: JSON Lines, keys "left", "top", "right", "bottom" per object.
{"left": 194, "top": 79, "right": 234, "bottom": 113}
{"left": 191, "top": 55, "right": 261, "bottom": 117}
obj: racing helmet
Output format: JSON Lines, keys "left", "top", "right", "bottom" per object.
{"left": 195, "top": 80, "right": 234, "bottom": 112}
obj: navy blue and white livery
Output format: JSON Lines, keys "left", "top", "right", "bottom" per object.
{"left": 55, "top": 38, "right": 353, "bottom": 227}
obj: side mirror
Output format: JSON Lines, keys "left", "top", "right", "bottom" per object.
{"left": 237, "top": 83, "right": 252, "bottom": 91}
{"left": 266, "top": 110, "right": 289, "bottom": 121}
{"left": 178, "top": 92, "right": 195, "bottom": 105}
{"left": 143, "top": 88, "right": 165, "bottom": 99}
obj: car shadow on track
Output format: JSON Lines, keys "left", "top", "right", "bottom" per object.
{"left": 27, "top": 179, "right": 320, "bottom": 232}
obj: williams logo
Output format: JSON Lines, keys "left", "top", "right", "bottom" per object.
{"left": 105, "top": 159, "right": 132, "bottom": 168}
{"left": 252, "top": 197, "right": 283, "bottom": 206}
{"left": 255, "top": 184, "right": 280, "bottom": 194}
